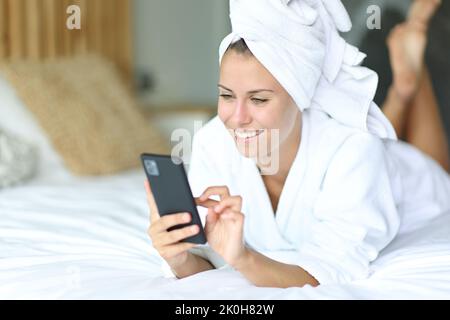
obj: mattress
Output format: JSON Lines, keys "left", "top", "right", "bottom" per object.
{"left": 1, "top": 170, "right": 450, "bottom": 299}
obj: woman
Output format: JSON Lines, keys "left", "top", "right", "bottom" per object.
{"left": 146, "top": 0, "right": 450, "bottom": 288}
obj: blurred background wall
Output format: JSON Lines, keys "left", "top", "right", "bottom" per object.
{"left": 133, "top": 0, "right": 230, "bottom": 108}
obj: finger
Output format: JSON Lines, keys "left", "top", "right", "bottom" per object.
{"left": 205, "top": 207, "right": 219, "bottom": 233}
{"left": 207, "top": 207, "right": 219, "bottom": 221}
{"left": 159, "top": 242, "right": 197, "bottom": 260}
{"left": 195, "top": 197, "right": 219, "bottom": 208}
{"left": 145, "top": 180, "right": 159, "bottom": 222}
{"left": 157, "top": 225, "right": 200, "bottom": 247}
{"left": 152, "top": 212, "right": 192, "bottom": 234}
{"left": 213, "top": 195, "right": 242, "bottom": 213}
{"left": 199, "top": 186, "right": 230, "bottom": 201}
{"left": 220, "top": 208, "right": 244, "bottom": 222}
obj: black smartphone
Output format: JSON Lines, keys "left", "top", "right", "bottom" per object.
{"left": 141, "top": 153, "right": 207, "bottom": 245}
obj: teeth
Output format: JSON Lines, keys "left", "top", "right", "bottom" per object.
{"left": 234, "top": 130, "right": 263, "bottom": 139}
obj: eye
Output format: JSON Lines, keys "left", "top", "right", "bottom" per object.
{"left": 251, "top": 98, "right": 269, "bottom": 105}
{"left": 219, "top": 94, "right": 233, "bottom": 101}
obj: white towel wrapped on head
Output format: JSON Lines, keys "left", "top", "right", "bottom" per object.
{"left": 219, "top": 0, "right": 397, "bottom": 140}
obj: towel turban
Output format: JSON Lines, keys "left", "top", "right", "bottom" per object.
{"left": 219, "top": 0, "right": 397, "bottom": 140}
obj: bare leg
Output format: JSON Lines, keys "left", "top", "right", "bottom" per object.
{"left": 382, "top": 0, "right": 449, "bottom": 171}
{"left": 405, "top": 69, "right": 449, "bottom": 171}
{"left": 382, "top": 87, "right": 410, "bottom": 140}
{"left": 382, "top": 19, "right": 428, "bottom": 139}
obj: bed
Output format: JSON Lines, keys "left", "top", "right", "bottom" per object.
{"left": 0, "top": 75, "right": 449, "bottom": 299}
{"left": 1, "top": 167, "right": 450, "bottom": 300}
{"left": 1, "top": 0, "right": 450, "bottom": 300}
{"left": 1, "top": 74, "right": 450, "bottom": 301}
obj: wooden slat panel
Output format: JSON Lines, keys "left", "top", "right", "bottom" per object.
{"left": 114, "top": 0, "right": 123, "bottom": 76}
{"left": 66, "top": 0, "right": 85, "bottom": 55}
{"left": 8, "top": 0, "right": 25, "bottom": 59}
{"left": 0, "top": 0, "right": 8, "bottom": 59}
{"left": 55, "top": 0, "right": 65, "bottom": 56}
{"left": 118, "top": 0, "right": 133, "bottom": 82}
{"left": 109, "top": 0, "right": 118, "bottom": 61}
{"left": 26, "top": 0, "right": 42, "bottom": 59}
{"left": 1, "top": 0, "right": 133, "bottom": 81}
{"left": 0, "top": 0, "right": 7, "bottom": 58}
{"left": 74, "top": 0, "right": 88, "bottom": 54}
{"left": 87, "top": 0, "right": 103, "bottom": 53}
{"left": 101, "top": 0, "right": 113, "bottom": 60}
{"left": 44, "top": 0, "right": 63, "bottom": 57}
{"left": 86, "top": 0, "right": 94, "bottom": 52}
{"left": 62, "top": 0, "right": 73, "bottom": 56}
{"left": 43, "top": 0, "right": 57, "bottom": 59}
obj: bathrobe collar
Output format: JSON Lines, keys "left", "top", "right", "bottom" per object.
{"left": 237, "top": 111, "right": 311, "bottom": 251}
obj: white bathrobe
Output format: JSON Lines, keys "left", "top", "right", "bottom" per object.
{"left": 159, "top": 0, "right": 450, "bottom": 285}
{"left": 178, "top": 109, "right": 450, "bottom": 285}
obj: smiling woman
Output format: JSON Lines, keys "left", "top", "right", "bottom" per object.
{"left": 145, "top": 0, "right": 450, "bottom": 289}
{"left": 218, "top": 40, "right": 301, "bottom": 168}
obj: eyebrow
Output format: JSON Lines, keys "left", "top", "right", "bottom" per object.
{"left": 218, "top": 84, "right": 274, "bottom": 94}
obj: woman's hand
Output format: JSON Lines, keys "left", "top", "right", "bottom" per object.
{"left": 145, "top": 180, "right": 199, "bottom": 269}
{"left": 195, "top": 186, "right": 247, "bottom": 267}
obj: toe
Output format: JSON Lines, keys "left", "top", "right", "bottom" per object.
{"left": 408, "top": 0, "right": 441, "bottom": 27}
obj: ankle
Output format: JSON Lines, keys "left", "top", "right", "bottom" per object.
{"left": 388, "top": 87, "right": 413, "bottom": 108}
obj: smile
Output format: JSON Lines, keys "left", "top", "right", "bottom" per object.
{"left": 234, "top": 129, "right": 264, "bottom": 140}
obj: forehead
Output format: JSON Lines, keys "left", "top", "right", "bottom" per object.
{"left": 220, "top": 51, "right": 280, "bottom": 89}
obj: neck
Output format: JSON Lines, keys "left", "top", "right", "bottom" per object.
{"left": 257, "top": 114, "right": 302, "bottom": 183}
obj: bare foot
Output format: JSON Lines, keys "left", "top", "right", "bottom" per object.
{"left": 387, "top": 23, "right": 426, "bottom": 103}
{"left": 387, "top": 0, "right": 441, "bottom": 103}
{"left": 387, "top": 0, "right": 441, "bottom": 102}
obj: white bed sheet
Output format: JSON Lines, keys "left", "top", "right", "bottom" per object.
{"left": 1, "top": 170, "right": 450, "bottom": 300}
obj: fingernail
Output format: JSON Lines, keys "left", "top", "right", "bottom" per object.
{"left": 214, "top": 206, "right": 220, "bottom": 213}
{"left": 184, "top": 214, "right": 191, "bottom": 221}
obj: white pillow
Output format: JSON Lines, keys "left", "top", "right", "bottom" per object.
{"left": 0, "top": 75, "right": 70, "bottom": 182}
{"left": 0, "top": 129, "right": 37, "bottom": 188}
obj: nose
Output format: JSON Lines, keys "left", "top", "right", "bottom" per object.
{"left": 232, "top": 99, "right": 252, "bottom": 125}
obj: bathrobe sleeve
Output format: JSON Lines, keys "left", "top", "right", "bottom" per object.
{"left": 186, "top": 134, "right": 228, "bottom": 269}
{"left": 160, "top": 132, "right": 228, "bottom": 278}
{"left": 294, "top": 133, "right": 401, "bottom": 285}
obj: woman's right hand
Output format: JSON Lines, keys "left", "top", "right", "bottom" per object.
{"left": 145, "top": 180, "right": 200, "bottom": 269}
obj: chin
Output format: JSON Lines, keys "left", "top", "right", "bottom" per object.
{"left": 236, "top": 145, "right": 259, "bottom": 159}
{"left": 236, "top": 137, "right": 272, "bottom": 160}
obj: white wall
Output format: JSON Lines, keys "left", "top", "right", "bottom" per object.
{"left": 133, "top": 0, "right": 230, "bottom": 107}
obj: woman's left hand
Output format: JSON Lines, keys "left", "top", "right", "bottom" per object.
{"left": 195, "top": 186, "right": 247, "bottom": 267}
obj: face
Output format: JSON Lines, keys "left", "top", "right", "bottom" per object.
{"left": 218, "top": 50, "right": 301, "bottom": 161}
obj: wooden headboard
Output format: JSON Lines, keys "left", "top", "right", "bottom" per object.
{"left": 0, "top": 0, "right": 132, "bottom": 81}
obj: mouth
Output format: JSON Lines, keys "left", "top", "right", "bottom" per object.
{"left": 233, "top": 129, "right": 265, "bottom": 142}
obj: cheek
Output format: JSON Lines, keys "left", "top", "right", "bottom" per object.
{"left": 218, "top": 102, "right": 233, "bottom": 123}
{"left": 283, "top": 104, "right": 299, "bottom": 126}
{"left": 264, "top": 102, "right": 298, "bottom": 139}
{"left": 278, "top": 105, "right": 299, "bottom": 138}
{"left": 254, "top": 108, "right": 282, "bottom": 129}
